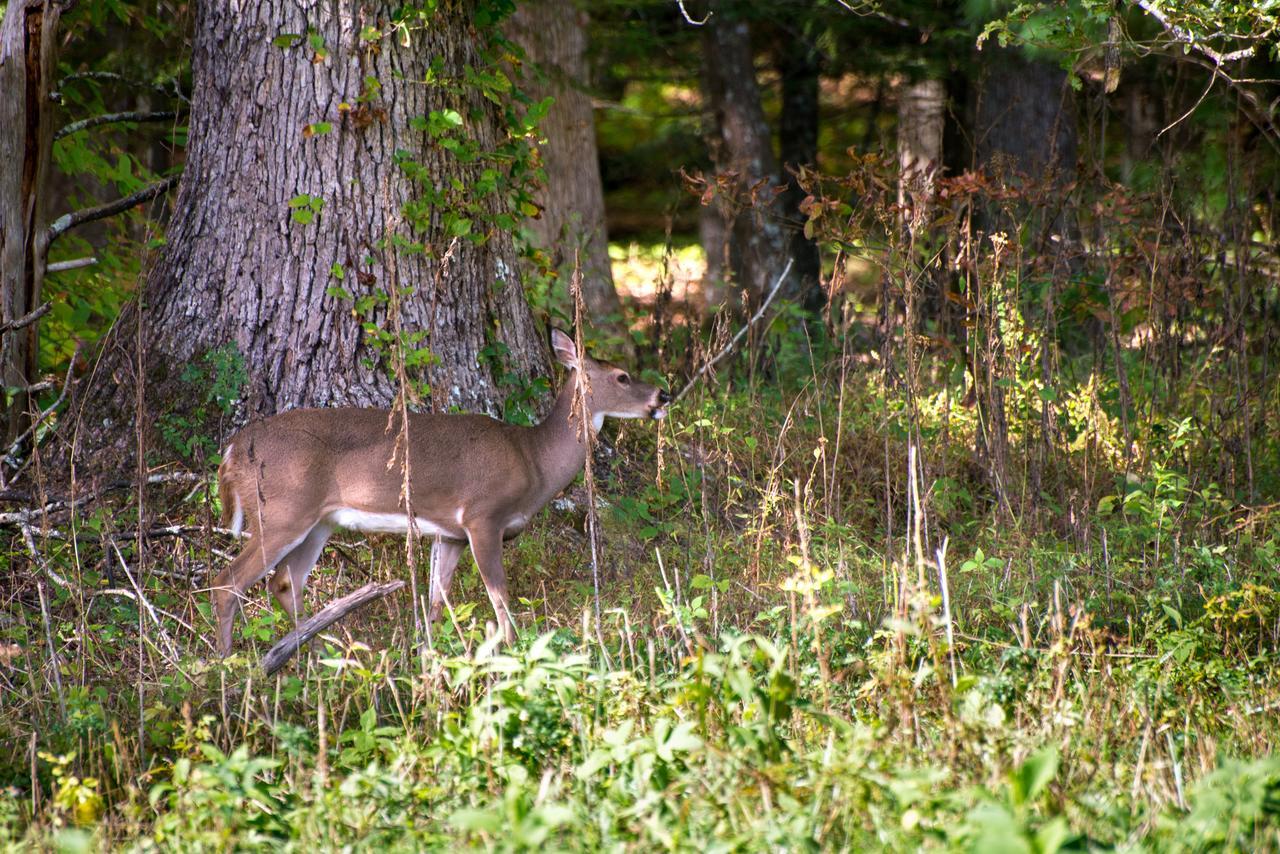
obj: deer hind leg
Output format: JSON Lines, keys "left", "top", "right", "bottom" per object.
{"left": 267, "top": 523, "right": 333, "bottom": 625}
{"left": 427, "top": 537, "right": 465, "bottom": 623}
{"left": 465, "top": 525, "right": 516, "bottom": 644}
{"left": 212, "top": 522, "right": 317, "bottom": 656}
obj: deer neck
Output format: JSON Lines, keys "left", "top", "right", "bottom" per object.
{"left": 529, "top": 369, "right": 596, "bottom": 496}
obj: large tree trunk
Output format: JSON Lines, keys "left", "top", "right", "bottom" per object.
{"left": 971, "top": 46, "right": 1077, "bottom": 197}
{"left": 74, "top": 0, "right": 548, "bottom": 466}
{"left": 0, "top": 0, "right": 64, "bottom": 443}
{"left": 700, "top": 12, "right": 795, "bottom": 312}
{"left": 965, "top": 46, "right": 1078, "bottom": 516}
{"left": 506, "top": 0, "right": 630, "bottom": 355}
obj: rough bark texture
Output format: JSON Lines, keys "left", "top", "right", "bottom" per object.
{"left": 506, "top": 0, "right": 629, "bottom": 353}
{"left": 75, "top": 0, "right": 548, "bottom": 464}
{"left": 700, "top": 13, "right": 795, "bottom": 311}
{"left": 971, "top": 46, "right": 1077, "bottom": 192}
{"left": 897, "top": 78, "right": 945, "bottom": 234}
{"left": 775, "top": 38, "right": 823, "bottom": 313}
{"left": 0, "top": 1, "right": 63, "bottom": 442}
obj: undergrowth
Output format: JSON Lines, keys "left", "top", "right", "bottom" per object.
{"left": 3, "top": 318, "right": 1280, "bottom": 850}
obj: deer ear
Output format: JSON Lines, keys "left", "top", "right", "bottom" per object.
{"left": 550, "top": 328, "right": 579, "bottom": 369}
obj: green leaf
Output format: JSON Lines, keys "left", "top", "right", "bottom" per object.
{"left": 1013, "top": 746, "right": 1058, "bottom": 806}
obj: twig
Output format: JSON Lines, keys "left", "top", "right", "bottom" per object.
{"left": 46, "top": 257, "right": 97, "bottom": 274}
{"left": 675, "top": 0, "right": 710, "bottom": 26}
{"left": 0, "top": 303, "right": 51, "bottom": 335}
{"left": 4, "top": 343, "right": 81, "bottom": 466}
{"left": 262, "top": 581, "right": 406, "bottom": 675}
{"left": 110, "top": 540, "right": 181, "bottom": 664}
{"left": 21, "top": 525, "right": 70, "bottom": 588}
{"left": 36, "top": 583, "right": 67, "bottom": 721}
{"left": 673, "top": 258, "right": 793, "bottom": 403}
{"left": 47, "top": 174, "right": 180, "bottom": 245}
{"left": 55, "top": 110, "right": 179, "bottom": 140}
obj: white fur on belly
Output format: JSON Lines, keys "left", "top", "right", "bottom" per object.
{"left": 327, "top": 508, "right": 450, "bottom": 537}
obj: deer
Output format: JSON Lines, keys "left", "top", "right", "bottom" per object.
{"left": 211, "top": 328, "right": 670, "bottom": 657}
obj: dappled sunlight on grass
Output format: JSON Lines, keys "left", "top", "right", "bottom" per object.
{"left": 609, "top": 240, "right": 706, "bottom": 306}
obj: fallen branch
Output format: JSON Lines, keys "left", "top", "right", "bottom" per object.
{"left": 47, "top": 174, "right": 179, "bottom": 245}
{"left": 262, "top": 581, "right": 406, "bottom": 676}
{"left": 673, "top": 258, "right": 793, "bottom": 404}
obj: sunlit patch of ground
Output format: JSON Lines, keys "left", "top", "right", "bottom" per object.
{"left": 609, "top": 240, "right": 706, "bottom": 308}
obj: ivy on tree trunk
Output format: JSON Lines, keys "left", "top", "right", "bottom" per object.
{"left": 74, "top": 0, "right": 549, "bottom": 466}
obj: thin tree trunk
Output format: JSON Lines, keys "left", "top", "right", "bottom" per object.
{"left": 776, "top": 37, "right": 824, "bottom": 314}
{"left": 897, "top": 78, "right": 945, "bottom": 235}
{"left": 700, "top": 12, "right": 794, "bottom": 311}
{"left": 74, "top": 0, "right": 548, "bottom": 465}
{"left": 0, "top": 0, "right": 64, "bottom": 443}
{"left": 507, "top": 0, "right": 630, "bottom": 355}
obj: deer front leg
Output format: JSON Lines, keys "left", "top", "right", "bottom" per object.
{"left": 465, "top": 524, "right": 517, "bottom": 644}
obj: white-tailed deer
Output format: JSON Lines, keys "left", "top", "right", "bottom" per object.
{"left": 212, "top": 329, "right": 669, "bottom": 656}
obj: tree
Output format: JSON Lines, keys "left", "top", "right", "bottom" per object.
{"left": 506, "top": 0, "right": 632, "bottom": 355}
{"left": 700, "top": 9, "right": 807, "bottom": 313}
{"left": 772, "top": 22, "right": 823, "bottom": 314}
{"left": 0, "top": 0, "right": 66, "bottom": 443}
{"left": 73, "top": 0, "right": 549, "bottom": 464}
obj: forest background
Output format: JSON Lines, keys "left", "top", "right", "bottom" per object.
{"left": 2, "top": 0, "right": 1280, "bottom": 849}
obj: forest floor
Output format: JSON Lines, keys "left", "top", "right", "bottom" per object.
{"left": 3, "top": 275, "right": 1280, "bottom": 850}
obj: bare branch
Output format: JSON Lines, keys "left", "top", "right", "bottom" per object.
{"left": 47, "top": 174, "right": 179, "bottom": 245}
{"left": 46, "top": 256, "right": 96, "bottom": 273}
{"left": 675, "top": 0, "right": 710, "bottom": 26}
{"left": 4, "top": 342, "right": 80, "bottom": 466}
{"left": 55, "top": 110, "right": 179, "bottom": 140}
{"left": 0, "top": 302, "right": 50, "bottom": 334}
{"left": 1132, "top": 0, "right": 1257, "bottom": 65}
{"left": 673, "top": 258, "right": 793, "bottom": 404}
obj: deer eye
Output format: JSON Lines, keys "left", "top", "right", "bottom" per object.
{"left": 617, "top": 373, "right": 631, "bottom": 386}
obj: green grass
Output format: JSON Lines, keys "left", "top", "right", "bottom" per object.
{"left": 4, "top": 317, "right": 1280, "bottom": 850}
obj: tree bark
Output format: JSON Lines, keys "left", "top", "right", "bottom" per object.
{"left": 506, "top": 0, "right": 630, "bottom": 355}
{"left": 700, "top": 12, "right": 795, "bottom": 312}
{"left": 74, "top": 0, "right": 548, "bottom": 465}
{"left": 971, "top": 46, "right": 1077, "bottom": 196}
{"left": 775, "top": 37, "right": 823, "bottom": 314}
{"left": 0, "top": 1, "right": 64, "bottom": 443}
{"left": 897, "top": 78, "right": 945, "bottom": 235}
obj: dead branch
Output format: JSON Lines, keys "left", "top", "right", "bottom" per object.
{"left": 55, "top": 110, "right": 179, "bottom": 140}
{"left": 673, "top": 258, "right": 793, "bottom": 404}
{"left": 47, "top": 174, "right": 179, "bottom": 245}
{"left": 0, "top": 302, "right": 51, "bottom": 335}
{"left": 262, "top": 581, "right": 406, "bottom": 676}
{"left": 3, "top": 342, "right": 80, "bottom": 470}
{"left": 46, "top": 257, "right": 96, "bottom": 273}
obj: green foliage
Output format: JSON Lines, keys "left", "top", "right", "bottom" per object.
{"left": 156, "top": 344, "right": 247, "bottom": 461}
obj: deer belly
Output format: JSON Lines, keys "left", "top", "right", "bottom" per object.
{"left": 326, "top": 508, "right": 459, "bottom": 539}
